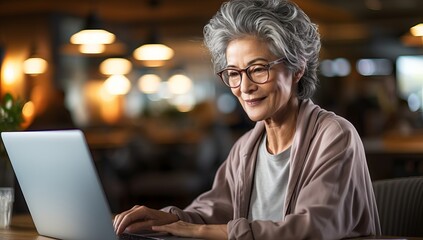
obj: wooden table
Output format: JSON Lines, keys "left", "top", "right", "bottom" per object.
{"left": 0, "top": 215, "right": 53, "bottom": 240}
{"left": 2, "top": 215, "right": 423, "bottom": 240}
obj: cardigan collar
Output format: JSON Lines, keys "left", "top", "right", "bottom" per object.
{"left": 237, "top": 99, "right": 323, "bottom": 218}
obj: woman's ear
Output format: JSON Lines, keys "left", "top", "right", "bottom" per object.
{"left": 293, "top": 67, "right": 305, "bottom": 83}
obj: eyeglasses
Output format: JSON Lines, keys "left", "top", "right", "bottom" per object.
{"left": 216, "top": 58, "right": 286, "bottom": 88}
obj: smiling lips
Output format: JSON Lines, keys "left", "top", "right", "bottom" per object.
{"left": 244, "top": 97, "right": 266, "bottom": 106}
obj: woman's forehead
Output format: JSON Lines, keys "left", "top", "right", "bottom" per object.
{"left": 226, "top": 37, "right": 273, "bottom": 62}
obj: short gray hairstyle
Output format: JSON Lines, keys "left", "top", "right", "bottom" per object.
{"left": 203, "top": 0, "right": 321, "bottom": 99}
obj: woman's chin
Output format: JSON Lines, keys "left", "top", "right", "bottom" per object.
{"left": 246, "top": 113, "right": 265, "bottom": 122}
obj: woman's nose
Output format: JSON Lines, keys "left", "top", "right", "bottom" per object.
{"left": 239, "top": 72, "right": 257, "bottom": 93}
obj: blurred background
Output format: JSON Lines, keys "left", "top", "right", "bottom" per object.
{"left": 1, "top": 0, "right": 423, "bottom": 214}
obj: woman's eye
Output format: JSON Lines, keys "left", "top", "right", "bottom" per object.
{"left": 227, "top": 71, "right": 239, "bottom": 77}
{"left": 250, "top": 66, "right": 267, "bottom": 74}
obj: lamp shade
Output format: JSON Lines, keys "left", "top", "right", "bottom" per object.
{"left": 167, "top": 73, "right": 192, "bottom": 95}
{"left": 78, "top": 43, "right": 106, "bottom": 54}
{"left": 401, "top": 23, "right": 423, "bottom": 47}
{"left": 70, "top": 12, "right": 115, "bottom": 54}
{"left": 138, "top": 74, "right": 162, "bottom": 94}
{"left": 23, "top": 43, "right": 48, "bottom": 75}
{"left": 104, "top": 75, "right": 131, "bottom": 95}
{"left": 100, "top": 58, "right": 132, "bottom": 75}
{"left": 23, "top": 57, "right": 48, "bottom": 75}
{"left": 133, "top": 44, "right": 174, "bottom": 61}
{"left": 70, "top": 30, "right": 115, "bottom": 45}
{"left": 133, "top": 29, "right": 174, "bottom": 66}
{"left": 410, "top": 23, "right": 423, "bottom": 36}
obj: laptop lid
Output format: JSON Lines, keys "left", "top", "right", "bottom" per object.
{"left": 1, "top": 130, "right": 117, "bottom": 240}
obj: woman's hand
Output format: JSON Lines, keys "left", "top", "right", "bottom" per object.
{"left": 113, "top": 205, "right": 179, "bottom": 235}
{"left": 153, "top": 221, "right": 228, "bottom": 240}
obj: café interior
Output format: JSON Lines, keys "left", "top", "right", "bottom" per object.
{"left": 1, "top": 0, "right": 423, "bottom": 219}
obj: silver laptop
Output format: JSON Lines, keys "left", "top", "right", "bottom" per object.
{"left": 2, "top": 130, "right": 198, "bottom": 240}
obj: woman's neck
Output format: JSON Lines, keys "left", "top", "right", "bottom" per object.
{"left": 264, "top": 98, "right": 299, "bottom": 155}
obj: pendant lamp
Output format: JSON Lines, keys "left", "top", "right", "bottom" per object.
{"left": 133, "top": 29, "right": 174, "bottom": 67}
{"left": 401, "top": 22, "right": 423, "bottom": 47}
{"left": 103, "top": 74, "right": 131, "bottom": 95}
{"left": 410, "top": 23, "right": 423, "bottom": 37}
{"left": 70, "top": 12, "right": 115, "bottom": 54}
{"left": 23, "top": 43, "right": 48, "bottom": 75}
{"left": 99, "top": 57, "right": 132, "bottom": 75}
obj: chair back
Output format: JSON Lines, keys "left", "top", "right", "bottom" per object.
{"left": 372, "top": 176, "right": 423, "bottom": 237}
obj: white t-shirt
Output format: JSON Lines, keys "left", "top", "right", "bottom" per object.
{"left": 248, "top": 135, "right": 291, "bottom": 222}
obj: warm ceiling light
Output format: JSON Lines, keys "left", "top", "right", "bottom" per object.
{"left": 3, "top": 61, "right": 19, "bottom": 85}
{"left": 410, "top": 23, "right": 423, "bottom": 36}
{"left": 70, "top": 29, "right": 115, "bottom": 45}
{"left": 138, "top": 74, "right": 162, "bottom": 94}
{"left": 70, "top": 12, "right": 115, "bottom": 54}
{"left": 23, "top": 43, "right": 48, "bottom": 75}
{"left": 401, "top": 23, "right": 423, "bottom": 47}
{"left": 133, "top": 29, "right": 174, "bottom": 66}
{"left": 100, "top": 58, "right": 132, "bottom": 75}
{"left": 139, "top": 59, "right": 167, "bottom": 68}
{"left": 167, "top": 74, "right": 192, "bottom": 95}
{"left": 23, "top": 57, "right": 48, "bottom": 75}
{"left": 22, "top": 101, "right": 35, "bottom": 119}
{"left": 133, "top": 44, "right": 174, "bottom": 61}
{"left": 103, "top": 75, "right": 131, "bottom": 95}
{"left": 78, "top": 44, "right": 106, "bottom": 54}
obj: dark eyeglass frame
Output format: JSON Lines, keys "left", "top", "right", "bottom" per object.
{"left": 216, "top": 57, "right": 286, "bottom": 88}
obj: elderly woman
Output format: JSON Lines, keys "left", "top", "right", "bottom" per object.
{"left": 114, "top": 0, "right": 381, "bottom": 239}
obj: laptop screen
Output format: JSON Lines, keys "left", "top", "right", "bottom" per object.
{"left": 2, "top": 130, "right": 117, "bottom": 240}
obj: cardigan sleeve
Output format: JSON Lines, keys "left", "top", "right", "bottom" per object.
{"left": 162, "top": 144, "right": 239, "bottom": 224}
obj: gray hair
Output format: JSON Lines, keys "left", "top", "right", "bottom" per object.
{"left": 203, "top": 0, "right": 321, "bottom": 99}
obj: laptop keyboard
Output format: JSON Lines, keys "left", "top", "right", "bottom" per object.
{"left": 119, "top": 232, "right": 156, "bottom": 240}
{"left": 119, "top": 232, "right": 171, "bottom": 240}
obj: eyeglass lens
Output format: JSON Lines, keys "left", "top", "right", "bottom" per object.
{"left": 221, "top": 64, "right": 269, "bottom": 87}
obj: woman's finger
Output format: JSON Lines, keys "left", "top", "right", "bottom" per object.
{"left": 115, "top": 205, "right": 151, "bottom": 234}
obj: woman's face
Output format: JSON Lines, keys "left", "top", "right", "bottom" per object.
{"left": 226, "top": 36, "right": 300, "bottom": 122}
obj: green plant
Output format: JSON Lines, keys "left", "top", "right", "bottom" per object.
{"left": 0, "top": 92, "right": 24, "bottom": 187}
{"left": 0, "top": 93, "right": 24, "bottom": 132}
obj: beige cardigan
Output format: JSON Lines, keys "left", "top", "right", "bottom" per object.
{"left": 164, "top": 99, "right": 381, "bottom": 239}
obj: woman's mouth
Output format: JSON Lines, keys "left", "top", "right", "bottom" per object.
{"left": 244, "top": 97, "right": 266, "bottom": 106}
